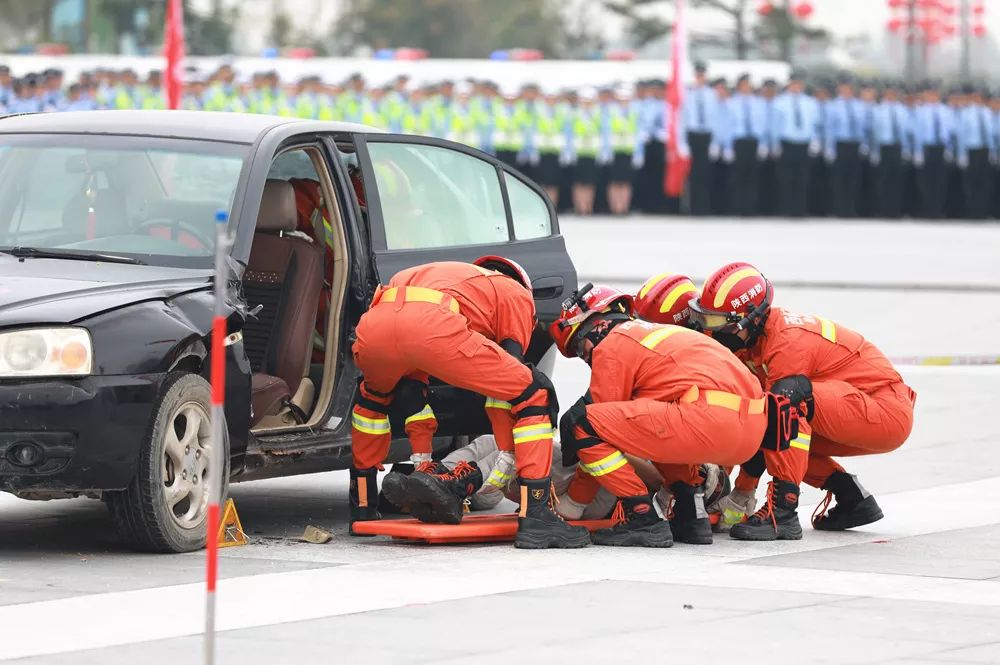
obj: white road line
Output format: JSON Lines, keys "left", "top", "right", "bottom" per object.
{"left": 1, "top": 477, "right": 997, "bottom": 661}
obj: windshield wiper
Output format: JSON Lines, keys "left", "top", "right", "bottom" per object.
{"left": 0, "top": 246, "right": 145, "bottom": 265}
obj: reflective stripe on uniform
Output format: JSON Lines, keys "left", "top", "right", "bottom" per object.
{"left": 485, "top": 467, "right": 514, "bottom": 489}
{"left": 789, "top": 431, "right": 812, "bottom": 451}
{"left": 512, "top": 423, "right": 554, "bottom": 445}
{"left": 818, "top": 317, "right": 837, "bottom": 344}
{"left": 679, "top": 385, "right": 767, "bottom": 415}
{"left": 580, "top": 451, "right": 629, "bottom": 477}
{"left": 722, "top": 507, "right": 747, "bottom": 526}
{"left": 352, "top": 412, "right": 390, "bottom": 435}
{"left": 639, "top": 326, "right": 691, "bottom": 349}
{"left": 404, "top": 404, "right": 436, "bottom": 426}
{"left": 378, "top": 286, "right": 460, "bottom": 314}
{"left": 484, "top": 397, "right": 512, "bottom": 411}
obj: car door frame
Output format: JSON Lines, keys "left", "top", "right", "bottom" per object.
{"left": 352, "top": 132, "right": 561, "bottom": 251}
{"left": 350, "top": 132, "right": 576, "bottom": 439}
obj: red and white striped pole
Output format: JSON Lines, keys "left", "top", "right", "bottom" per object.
{"left": 205, "top": 208, "right": 230, "bottom": 665}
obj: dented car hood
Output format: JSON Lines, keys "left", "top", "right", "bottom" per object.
{"left": 0, "top": 254, "right": 212, "bottom": 328}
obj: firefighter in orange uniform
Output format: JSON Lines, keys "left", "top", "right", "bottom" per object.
{"left": 632, "top": 272, "right": 739, "bottom": 529}
{"left": 551, "top": 284, "right": 772, "bottom": 547}
{"left": 349, "top": 257, "right": 589, "bottom": 549}
{"left": 689, "top": 262, "right": 916, "bottom": 540}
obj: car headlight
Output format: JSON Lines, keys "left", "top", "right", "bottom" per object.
{"left": 0, "top": 328, "right": 93, "bottom": 377}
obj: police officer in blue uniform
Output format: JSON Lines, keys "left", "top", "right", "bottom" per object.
{"left": 683, "top": 62, "right": 717, "bottom": 215}
{"left": 727, "top": 73, "right": 767, "bottom": 216}
{"left": 870, "top": 81, "right": 913, "bottom": 219}
{"left": 913, "top": 82, "right": 955, "bottom": 219}
{"left": 956, "top": 84, "right": 995, "bottom": 219}
{"left": 772, "top": 70, "right": 819, "bottom": 217}
{"left": 825, "top": 75, "right": 868, "bottom": 217}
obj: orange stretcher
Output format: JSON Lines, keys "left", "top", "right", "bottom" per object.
{"left": 351, "top": 513, "right": 615, "bottom": 544}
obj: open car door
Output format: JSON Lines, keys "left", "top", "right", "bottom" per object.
{"left": 352, "top": 133, "right": 577, "bottom": 437}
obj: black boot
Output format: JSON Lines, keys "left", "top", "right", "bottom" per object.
{"left": 813, "top": 471, "right": 884, "bottom": 531}
{"left": 378, "top": 463, "right": 415, "bottom": 514}
{"left": 349, "top": 466, "right": 381, "bottom": 536}
{"left": 514, "top": 477, "right": 591, "bottom": 549}
{"left": 591, "top": 494, "right": 674, "bottom": 548}
{"left": 730, "top": 480, "right": 802, "bottom": 541}
{"left": 669, "top": 482, "right": 713, "bottom": 545}
{"left": 383, "top": 461, "right": 483, "bottom": 525}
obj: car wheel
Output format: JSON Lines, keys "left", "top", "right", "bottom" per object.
{"left": 106, "top": 372, "right": 229, "bottom": 553}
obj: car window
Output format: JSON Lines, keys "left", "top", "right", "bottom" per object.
{"left": 505, "top": 174, "right": 552, "bottom": 240}
{"left": 0, "top": 135, "right": 247, "bottom": 269}
{"left": 366, "top": 142, "right": 508, "bottom": 250}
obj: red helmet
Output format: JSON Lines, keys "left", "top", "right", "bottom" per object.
{"left": 549, "top": 283, "right": 634, "bottom": 358}
{"left": 474, "top": 255, "right": 531, "bottom": 290}
{"left": 634, "top": 272, "right": 698, "bottom": 326}
{"left": 689, "top": 262, "right": 773, "bottom": 334}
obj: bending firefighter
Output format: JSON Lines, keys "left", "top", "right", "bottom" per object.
{"left": 348, "top": 257, "right": 590, "bottom": 549}
{"left": 550, "top": 284, "right": 787, "bottom": 547}
{"left": 688, "top": 262, "right": 917, "bottom": 540}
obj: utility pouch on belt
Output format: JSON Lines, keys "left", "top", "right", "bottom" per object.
{"left": 760, "top": 392, "right": 799, "bottom": 452}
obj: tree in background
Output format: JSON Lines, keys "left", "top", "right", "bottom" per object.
{"left": 603, "top": 0, "right": 672, "bottom": 50}
{"left": 95, "top": 0, "right": 237, "bottom": 55}
{"left": 0, "top": 1, "right": 54, "bottom": 51}
{"left": 753, "top": 3, "right": 827, "bottom": 64}
{"left": 334, "top": 0, "right": 591, "bottom": 58}
{"left": 605, "top": 0, "right": 827, "bottom": 62}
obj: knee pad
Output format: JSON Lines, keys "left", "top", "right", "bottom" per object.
{"left": 510, "top": 364, "right": 559, "bottom": 426}
{"left": 559, "top": 395, "right": 600, "bottom": 466}
{"left": 393, "top": 378, "right": 430, "bottom": 421}
{"left": 356, "top": 378, "right": 391, "bottom": 415}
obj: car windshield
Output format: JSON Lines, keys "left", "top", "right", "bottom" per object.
{"left": 0, "top": 134, "right": 248, "bottom": 269}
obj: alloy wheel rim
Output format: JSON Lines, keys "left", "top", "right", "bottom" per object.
{"left": 162, "top": 400, "right": 213, "bottom": 530}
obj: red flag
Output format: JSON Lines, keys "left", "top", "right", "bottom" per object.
{"left": 665, "top": 0, "right": 691, "bottom": 197}
{"left": 164, "top": 0, "right": 185, "bottom": 110}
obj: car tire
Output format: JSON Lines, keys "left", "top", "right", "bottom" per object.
{"left": 106, "top": 372, "right": 229, "bottom": 553}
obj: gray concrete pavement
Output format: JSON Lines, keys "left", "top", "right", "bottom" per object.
{"left": 2, "top": 216, "right": 999, "bottom": 664}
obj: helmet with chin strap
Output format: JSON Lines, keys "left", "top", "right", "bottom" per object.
{"left": 688, "top": 262, "right": 773, "bottom": 352}
{"left": 549, "top": 283, "right": 634, "bottom": 358}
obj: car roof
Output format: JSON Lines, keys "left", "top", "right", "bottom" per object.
{"left": 0, "top": 110, "right": 379, "bottom": 143}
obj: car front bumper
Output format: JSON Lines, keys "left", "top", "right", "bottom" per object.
{"left": 0, "top": 374, "right": 164, "bottom": 494}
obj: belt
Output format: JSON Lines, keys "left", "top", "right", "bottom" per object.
{"left": 679, "top": 385, "right": 766, "bottom": 415}
{"left": 372, "top": 286, "right": 460, "bottom": 314}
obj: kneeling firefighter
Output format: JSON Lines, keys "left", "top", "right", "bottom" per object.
{"left": 688, "top": 262, "right": 916, "bottom": 540}
{"left": 349, "top": 257, "right": 589, "bottom": 549}
{"left": 551, "top": 284, "right": 792, "bottom": 547}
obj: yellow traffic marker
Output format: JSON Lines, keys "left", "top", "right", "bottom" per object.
{"left": 217, "top": 498, "right": 247, "bottom": 548}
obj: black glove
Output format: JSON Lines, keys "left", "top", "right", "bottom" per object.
{"left": 770, "top": 375, "right": 815, "bottom": 421}
{"left": 559, "top": 393, "right": 598, "bottom": 466}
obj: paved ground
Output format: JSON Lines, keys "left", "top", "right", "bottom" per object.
{"left": 2, "top": 217, "right": 1000, "bottom": 664}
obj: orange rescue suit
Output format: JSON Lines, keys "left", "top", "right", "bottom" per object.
{"left": 350, "top": 261, "right": 551, "bottom": 481}
{"left": 742, "top": 307, "right": 916, "bottom": 488}
{"left": 567, "top": 320, "right": 767, "bottom": 503}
